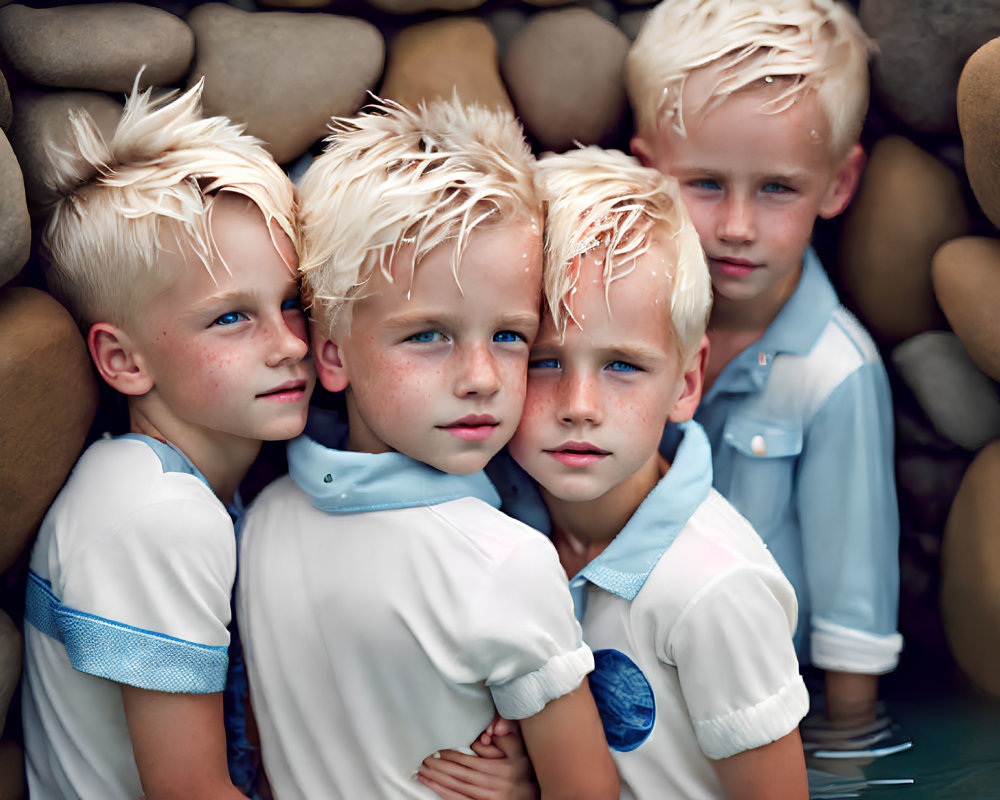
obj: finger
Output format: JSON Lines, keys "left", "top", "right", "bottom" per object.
{"left": 470, "top": 739, "right": 506, "bottom": 759}
{"left": 415, "top": 771, "right": 479, "bottom": 800}
{"left": 491, "top": 717, "right": 521, "bottom": 738}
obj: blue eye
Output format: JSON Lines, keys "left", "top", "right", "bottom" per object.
{"left": 213, "top": 311, "right": 248, "bottom": 326}
{"left": 281, "top": 298, "right": 303, "bottom": 312}
{"left": 529, "top": 358, "right": 560, "bottom": 370}
{"left": 406, "top": 330, "right": 445, "bottom": 343}
{"left": 607, "top": 360, "right": 640, "bottom": 373}
{"left": 762, "top": 182, "right": 793, "bottom": 194}
{"left": 691, "top": 178, "right": 721, "bottom": 191}
{"left": 494, "top": 331, "right": 526, "bottom": 343}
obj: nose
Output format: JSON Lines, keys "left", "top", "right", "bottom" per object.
{"left": 558, "top": 370, "right": 602, "bottom": 426}
{"left": 454, "top": 341, "right": 501, "bottom": 397}
{"left": 717, "top": 192, "right": 755, "bottom": 244}
{"left": 265, "top": 312, "right": 310, "bottom": 368}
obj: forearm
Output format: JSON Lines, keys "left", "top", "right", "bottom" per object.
{"left": 824, "top": 670, "right": 878, "bottom": 724}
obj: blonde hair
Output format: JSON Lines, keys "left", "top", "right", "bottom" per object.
{"left": 627, "top": 0, "right": 874, "bottom": 157}
{"left": 42, "top": 76, "right": 297, "bottom": 329}
{"left": 297, "top": 96, "right": 540, "bottom": 335}
{"left": 535, "top": 147, "right": 711, "bottom": 362}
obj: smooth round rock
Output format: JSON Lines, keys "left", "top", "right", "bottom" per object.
{"left": 186, "top": 5, "right": 384, "bottom": 165}
{"left": 932, "top": 235, "right": 1000, "bottom": 382}
{"left": 368, "top": 0, "right": 486, "bottom": 14}
{"left": 941, "top": 438, "right": 1000, "bottom": 698}
{"left": 837, "top": 135, "right": 969, "bottom": 344}
{"left": 860, "top": 0, "right": 1000, "bottom": 134}
{"left": 0, "top": 287, "right": 98, "bottom": 575}
{"left": 0, "top": 3, "right": 194, "bottom": 92}
{"left": 0, "top": 69, "right": 10, "bottom": 132}
{"left": 958, "top": 36, "right": 1000, "bottom": 230}
{"left": 9, "top": 90, "right": 123, "bottom": 217}
{"left": 0, "top": 609, "right": 19, "bottom": 735}
{"left": 0, "top": 129, "right": 29, "bottom": 288}
{"left": 381, "top": 18, "right": 512, "bottom": 114}
{"left": 892, "top": 331, "right": 1000, "bottom": 451}
{"left": 502, "top": 8, "right": 628, "bottom": 151}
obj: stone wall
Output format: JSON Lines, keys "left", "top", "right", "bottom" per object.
{"left": 2, "top": 0, "right": 1000, "bottom": 793}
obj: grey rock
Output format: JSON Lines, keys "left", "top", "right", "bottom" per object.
{"left": 186, "top": 5, "right": 384, "bottom": 165}
{"left": 502, "top": 8, "right": 629, "bottom": 151}
{"left": 0, "top": 69, "right": 10, "bottom": 132}
{"left": 9, "top": 90, "right": 123, "bottom": 216}
{"left": 860, "top": 0, "right": 1000, "bottom": 134}
{"left": 0, "top": 3, "right": 194, "bottom": 92}
{"left": 892, "top": 331, "right": 1000, "bottom": 451}
{"left": 0, "top": 129, "right": 29, "bottom": 288}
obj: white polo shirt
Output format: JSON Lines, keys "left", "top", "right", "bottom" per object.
{"left": 23, "top": 435, "right": 234, "bottom": 800}
{"left": 236, "top": 412, "right": 593, "bottom": 799}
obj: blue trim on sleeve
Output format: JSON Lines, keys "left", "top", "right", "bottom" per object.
{"left": 25, "top": 568, "right": 228, "bottom": 694}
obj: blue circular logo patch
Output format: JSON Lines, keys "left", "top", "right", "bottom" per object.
{"left": 589, "top": 648, "right": 655, "bottom": 752}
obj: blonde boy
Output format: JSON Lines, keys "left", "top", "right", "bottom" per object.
{"left": 23, "top": 80, "right": 315, "bottom": 798}
{"left": 628, "top": 0, "right": 902, "bottom": 726}
{"left": 235, "top": 98, "right": 618, "bottom": 800}
{"left": 478, "top": 147, "right": 808, "bottom": 799}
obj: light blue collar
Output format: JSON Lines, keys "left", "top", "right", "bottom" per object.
{"left": 704, "top": 247, "right": 839, "bottom": 400}
{"left": 572, "top": 420, "right": 713, "bottom": 604}
{"left": 288, "top": 408, "right": 501, "bottom": 514}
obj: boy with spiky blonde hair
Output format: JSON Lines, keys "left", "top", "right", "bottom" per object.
{"left": 627, "top": 0, "right": 902, "bottom": 729}
{"left": 435, "top": 146, "right": 809, "bottom": 799}
{"left": 24, "top": 79, "right": 315, "bottom": 799}
{"left": 235, "top": 98, "right": 618, "bottom": 800}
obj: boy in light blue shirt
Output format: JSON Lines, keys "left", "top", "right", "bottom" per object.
{"left": 627, "top": 0, "right": 902, "bottom": 727}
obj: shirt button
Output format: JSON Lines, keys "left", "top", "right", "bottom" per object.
{"left": 751, "top": 434, "right": 766, "bottom": 455}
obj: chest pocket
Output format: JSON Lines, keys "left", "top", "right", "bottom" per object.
{"left": 720, "top": 415, "right": 803, "bottom": 533}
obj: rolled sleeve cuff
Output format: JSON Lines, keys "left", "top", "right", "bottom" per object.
{"left": 811, "top": 617, "right": 903, "bottom": 674}
{"left": 490, "top": 643, "right": 594, "bottom": 720}
{"left": 695, "top": 674, "right": 810, "bottom": 760}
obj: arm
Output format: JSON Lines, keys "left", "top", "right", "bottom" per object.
{"left": 122, "top": 686, "right": 246, "bottom": 800}
{"left": 713, "top": 729, "right": 807, "bottom": 800}
{"left": 518, "top": 680, "right": 618, "bottom": 800}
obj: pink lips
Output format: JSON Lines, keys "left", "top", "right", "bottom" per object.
{"left": 257, "top": 380, "right": 308, "bottom": 403}
{"left": 546, "top": 441, "right": 610, "bottom": 467}
{"left": 711, "top": 256, "right": 759, "bottom": 278}
{"left": 440, "top": 414, "right": 499, "bottom": 441}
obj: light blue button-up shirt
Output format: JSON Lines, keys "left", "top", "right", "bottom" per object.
{"left": 693, "top": 248, "right": 902, "bottom": 673}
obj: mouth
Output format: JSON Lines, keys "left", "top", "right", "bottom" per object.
{"left": 545, "top": 441, "right": 610, "bottom": 467}
{"left": 710, "top": 256, "right": 760, "bottom": 277}
{"left": 438, "top": 415, "right": 500, "bottom": 442}
{"left": 256, "top": 380, "right": 309, "bottom": 403}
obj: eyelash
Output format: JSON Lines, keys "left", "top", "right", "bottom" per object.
{"left": 213, "top": 311, "right": 248, "bottom": 326}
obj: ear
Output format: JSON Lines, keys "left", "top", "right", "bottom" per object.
{"left": 668, "top": 334, "right": 709, "bottom": 423}
{"left": 311, "top": 322, "right": 350, "bottom": 393}
{"left": 818, "top": 143, "right": 866, "bottom": 220}
{"left": 87, "top": 323, "right": 154, "bottom": 396}
{"left": 630, "top": 134, "right": 654, "bottom": 168}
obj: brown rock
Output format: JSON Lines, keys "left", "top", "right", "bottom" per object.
{"left": 381, "top": 18, "right": 512, "bottom": 114}
{"left": 941, "top": 438, "right": 1000, "bottom": 698}
{"left": 0, "top": 3, "right": 193, "bottom": 92}
{"left": 958, "top": 36, "right": 1000, "bottom": 230}
{"left": 932, "top": 236, "right": 1000, "bottom": 382}
{"left": 0, "top": 610, "right": 19, "bottom": 735}
{"left": 838, "top": 135, "right": 969, "bottom": 345}
{"left": 0, "top": 287, "right": 98, "bottom": 575}
{"left": 9, "top": 90, "right": 123, "bottom": 217}
{"left": 186, "top": 5, "right": 384, "bottom": 165}
{"left": 860, "top": 0, "right": 1000, "bottom": 134}
{"left": 502, "top": 8, "right": 628, "bottom": 151}
{"left": 0, "top": 129, "right": 30, "bottom": 288}
{"left": 0, "top": 69, "right": 10, "bottom": 132}
{"left": 368, "top": 0, "right": 485, "bottom": 15}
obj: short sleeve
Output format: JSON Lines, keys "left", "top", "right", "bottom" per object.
{"left": 467, "top": 533, "right": 593, "bottom": 720}
{"left": 57, "top": 492, "right": 235, "bottom": 693}
{"left": 669, "top": 566, "right": 809, "bottom": 759}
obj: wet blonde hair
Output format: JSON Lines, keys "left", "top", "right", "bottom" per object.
{"left": 297, "top": 96, "right": 540, "bottom": 335}
{"left": 535, "top": 147, "right": 711, "bottom": 362}
{"left": 42, "top": 76, "right": 297, "bottom": 329}
{"left": 627, "top": 0, "right": 874, "bottom": 157}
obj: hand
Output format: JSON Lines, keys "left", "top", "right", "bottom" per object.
{"left": 416, "top": 720, "right": 538, "bottom": 800}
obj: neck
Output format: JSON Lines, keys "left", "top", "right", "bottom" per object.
{"left": 542, "top": 453, "right": 664, "bottom": 577}
{"left": 710, "top": 264, "right": 802, "bottom": 333}
{"left": 127, "top": 400, "right": 260, "bottom": 506}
